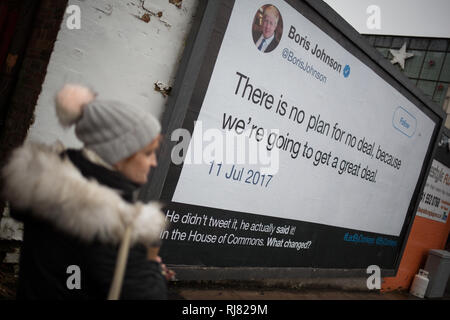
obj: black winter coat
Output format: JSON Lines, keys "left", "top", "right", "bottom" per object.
{"left": 2, "top": 143, "right": 167, "bottom": 299}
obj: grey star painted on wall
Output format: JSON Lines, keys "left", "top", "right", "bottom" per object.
{"left": 389, "top": 43, "right": 414, "bottom": 70}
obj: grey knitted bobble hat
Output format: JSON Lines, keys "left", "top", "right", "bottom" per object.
{"left": 55, "top": 84, "right": 161, "bottom": 165}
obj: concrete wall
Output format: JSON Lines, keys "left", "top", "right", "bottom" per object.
{"left": 27, "top": 0, "right": 199, "bottom": 147}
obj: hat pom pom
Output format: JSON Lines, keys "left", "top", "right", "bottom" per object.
{"left": 55, "top": 84, "right": 95, "bottom": 127}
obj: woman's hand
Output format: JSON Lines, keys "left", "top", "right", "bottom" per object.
{"left": 155, "top": 256, "right": 176, "bottom": 281}
{"left": 147, "top": 247, "right": 176, "bottom": 281}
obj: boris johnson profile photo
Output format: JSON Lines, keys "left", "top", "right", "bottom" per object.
{"left": 252, "top": 4, "right": 283, "bottom": 53}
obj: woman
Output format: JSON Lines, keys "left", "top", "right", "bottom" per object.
{"left": 2, "top": 84, "right": 170, "bottom": 299}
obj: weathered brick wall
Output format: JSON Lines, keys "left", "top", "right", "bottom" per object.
{"left": 0, "top": 0, "right": 67, "bottom": 299}
{"left": 0, "top": 0, "right": 67, "bottom": 221}
{"left": 0, "top": 0, "right": 68, "bottom": 168}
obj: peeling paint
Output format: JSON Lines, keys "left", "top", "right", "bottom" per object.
{"left": 141, "top": 0, "right": 172, "bottom": 28}
{"left": 28, "top": 0, "right": 200, "bottom": 147}
{"left": 154, "top": 81, "right": 172, "bottom": 97}
{"left": 169, "top": 0, "right": 182, "bottom": 9}
{"left": 140, "top": 13, "right": 151, "bottom": 23}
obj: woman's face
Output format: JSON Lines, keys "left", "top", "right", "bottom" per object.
{"left": 114, "top": 135, "right": 162, "bottom": 185}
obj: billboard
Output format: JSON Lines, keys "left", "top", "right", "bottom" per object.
{"left": 144, "top": 0, "right": 444, "bottom": 275}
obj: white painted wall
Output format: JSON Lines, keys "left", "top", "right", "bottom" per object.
{"left": 27, "top": 0, "right": 199, "bottom": 147}
{"left": 324, "top": 0, "right": 450, "bottom": 38}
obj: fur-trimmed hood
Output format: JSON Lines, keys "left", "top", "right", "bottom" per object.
{"left": 1, "top": 142, "right": 167, "bottom": 246}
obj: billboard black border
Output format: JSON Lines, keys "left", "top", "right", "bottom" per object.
{"left": 435, "top": 127, "right": 450, "bottom": 168}
{"left": 139, "top": 0, "right": 446, "bottom": 279}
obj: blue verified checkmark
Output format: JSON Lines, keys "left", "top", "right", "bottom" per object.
{"left": 343, "top": 64, "right": 351, "bottom": 78}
